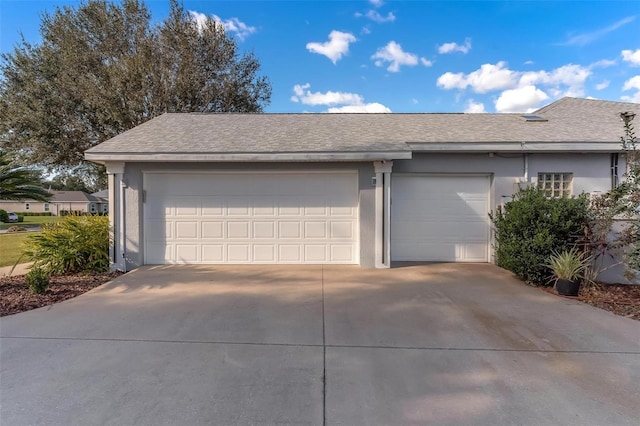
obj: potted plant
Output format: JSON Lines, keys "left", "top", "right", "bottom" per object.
{"left": 547, "top": 247, "right": 589, "bottom": 296}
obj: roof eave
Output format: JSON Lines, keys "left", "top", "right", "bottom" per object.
{"left": 85, "top": 151, "right": 413, "bottom": 163}
{"left": 408, "top": 141, "right": 624, "bottom": 152}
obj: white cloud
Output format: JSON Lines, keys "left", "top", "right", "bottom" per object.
{"left": 622, "top": 75, "right": 640, "bottom": 101}
{"left": 437, "top": 62, "right": 517, "bottom": 93}
{"left": 623, "top": 75, "right": 640, "bottom": 91}
{"left": 371, "top": 41, "right": 419, "bottom": 72}
{"left": 328, "top": 103, "right": 391, "bottom": 113}
{"left": 420, "top": 57, "right": 433, "bottom": 67}
{"left": 361, "top": 26, "right": 372, "bottom": 35}
{"left": 560, "top": 16, "right": 636, "bottom": 46}
{"left": 464, "top": 100, "right": 486, "bottom": 113}
{"left": 364, "top": 10, "right": 396, "bottom": 23}
{"left": 495, "top": 85, "right": 549, "bottom": 113}
{"left": 412, "top": 98, "right": 419, "bottom": 105}
{"left": 369, "top": 0, "right": 384, "bottom": 7}
{"left": 595, "top": 80, "right": 610, "bottom": 90}
{"left": 622, "top": 49, "right": 640, "bottom": 66}
{"left": 590, "top": 59, "right": 616, "bottom": 68}
{"left": 189, "top": 11, "right": 256, "bottom": 41}
{"left": 290, "top": 83, "right": 391, "bottom": 113}
{"left": 437, "top": 61, "right": 593, "bottom": 100}
{"left": 291, "top": 83, "right": 362, "bottom": 106}
{"left": 438, "top": 38, "right": 472, "bottom": 54}
{"left": 519, "top": 64, "right": 591, "bottom": 97}
{"left": 306, "top": 31, "right": 357, "bottom": 64}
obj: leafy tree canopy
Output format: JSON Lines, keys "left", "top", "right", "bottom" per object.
{"left": 0, "top": 0, "right": 271, "bottom": 187}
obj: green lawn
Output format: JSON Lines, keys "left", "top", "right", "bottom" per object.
{"left": 23, "top": 216, "right": 62, "bottom": 225}
{"left": 0, "top": 232, "right": 33, "bottom": 267}
{"left": 0, "top": 215, "right": 62, "bottom": 229}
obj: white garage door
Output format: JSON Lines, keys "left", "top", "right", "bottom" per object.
{"left": 391, "top": 175, "right": 490, "bottom": 262}
{"left": 144, "top": 172, "right": 359, "bottom": 264}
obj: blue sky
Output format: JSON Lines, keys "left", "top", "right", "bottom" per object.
{"left": 2, "top": 0, "right": 639, "bottom": 113}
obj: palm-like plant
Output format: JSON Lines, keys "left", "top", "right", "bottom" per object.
{"left": 0, "top": 152, "right": 51, "bottom": 202}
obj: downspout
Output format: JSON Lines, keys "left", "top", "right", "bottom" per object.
{"left": 120, "top": 177, "right": 127, "bottom": 273}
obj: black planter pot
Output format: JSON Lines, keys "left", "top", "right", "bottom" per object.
{"left": 555, "top": 278, "right": 580, "bottom": 296}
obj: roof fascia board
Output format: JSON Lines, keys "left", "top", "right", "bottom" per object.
{"left": 85, "top": 151, "right": 413, "bottom": 163}
{"left": 408, "top": 142, "right": 623, "bottom": 152}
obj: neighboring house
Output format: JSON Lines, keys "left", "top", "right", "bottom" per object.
{"left": 0, "top": 191, "right": 108, "bottom": 215}
{"left": 85, "top": 97, "right": 640, "bottom": 278}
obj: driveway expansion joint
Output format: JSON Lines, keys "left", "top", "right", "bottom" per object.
{"left": 1, "top": 336, "right": 638, "bottom": 355}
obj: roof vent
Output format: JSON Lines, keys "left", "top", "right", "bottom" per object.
{"left": 518, "top": 115, "right": 548, "bottom": 122}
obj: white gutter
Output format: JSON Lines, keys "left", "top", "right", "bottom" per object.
{"left": 408, "top": 142, "right": 624, "bottom": 152}
{"left": 85, "top": 151, "right": 412, "bottom": 163}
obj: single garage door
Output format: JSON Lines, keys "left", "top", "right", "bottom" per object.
{"left": 391, "top": 175, "right": 490, "bottom": 262}
{"left": 144, "top": 172, "right": 359, "bottom": 264}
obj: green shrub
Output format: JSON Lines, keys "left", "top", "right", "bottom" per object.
{"left": 23, "top": 215, "right": 110, "bottom": 274}
{"left": 26, "top": 267, "right": 50, "bottom": 294}
{"left": 16, "top": 214, "right": 24, "bottom": 222}
{"left": 491, "top": 186, "right": 589, "bottom": 286}
{"left": 60, "top": 210, "right": 85, "bottom": 216}
{"left": 0, "top": 209, "right": 8, "bottom": 223}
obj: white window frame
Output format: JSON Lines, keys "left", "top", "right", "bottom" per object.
{"left": 44, "top": 203, "right": 50, "bottom": 212}
{"left": 538, "top": 173, "right": 573, "bottom": 198}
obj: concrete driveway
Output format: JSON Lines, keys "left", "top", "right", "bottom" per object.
{"left": 1, "top": 264, "right": 639, "bottom": 425}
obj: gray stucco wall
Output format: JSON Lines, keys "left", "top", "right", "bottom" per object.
{"left": 121, "top": 153, "right": 622, "bottom": 280}
{"left": 393, "top": 152, "right": 614, "bottom": 211}
{"left": 122, "top": 162, "right": 376, "bottom": 270}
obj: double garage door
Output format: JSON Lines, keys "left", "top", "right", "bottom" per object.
{"left": 391, "top": 175, "right": 490, "bottom": 262}
{"left": 144, "top": 172, "right": 359, "bottom": 264}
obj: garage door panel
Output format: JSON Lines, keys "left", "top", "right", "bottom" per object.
{"left": 175, "top": 222, "right": 198, "bottom": 239}
{"left": 304, "top": 222, "right": 327, "bottom": 238}
{"left": 144, "top": 172, "right": 358, "bottom": 264}
{"left": 305, "top": 245, "right": 327, "bottom": 262}
{"left": 228, "top": 245, "right": 250, "bottom": 262}
{"left": 391, "top": 175, "right": 489, "bottom": 262}
{"left": 279, "top": 245, "right": 301, "bottom": 262}
{"left": 330, "top": 222, "right": 353, "bottom": 239}
{"left": 253, "top": 204, "right": 276, "bottom": 216}
{"left": 202, "top": 222, "right": 224, "bottom": 239}
{"left": 253, "top": 245, "right": 276, "bottom": 262}
{"left": 253, "top": 222, "right": 275, "bottom": 239}
{"left": 176, "top": 244, "right": 198, "bottom": 262}
{"left": 331, "top": 244, "right": 354, "bottom": 262}
{"left": 228, "top": 222, "right": 250, "bottom": 239}
{"left": 202, "top": 245, "right": 224, "bottom": 262}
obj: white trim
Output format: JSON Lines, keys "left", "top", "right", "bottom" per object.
{"left": 87, "top": 152, "right": 412, "bottom": 163}
{"left": 142, "top": 169, "right": 358, "bottom": 176}
{"left": 374, "top": 170, "right": 383, "bottom": 268}
{"left": 374, "top": 161, "right": 394, "bottom": 268}
{"left": 383, "top": 171, "right": 391, "bottom": 266}
{"left": 408, "top": 142, "right": 623, "bottom": 152}
{"left": 104, "top": 161, "right": 125, "bottom": 174}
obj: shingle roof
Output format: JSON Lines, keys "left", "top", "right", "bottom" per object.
{"left": 85, "top": 97, "right": 640, "bottom": 156}
{"left": 50, "top": 191, "right": 101, "bottom": 203}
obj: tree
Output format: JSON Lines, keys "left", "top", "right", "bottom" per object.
{"left": 0, "top": 152, "right": 51, "bottom": 201}
{"left": 46, "top": 173, "right": 97, "bottom": 194}
{"left": 587, "top": 111, "right": 640, "bottom": 281}
{"left": 0, "top": 0, "right": 271, "bottom": 186}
